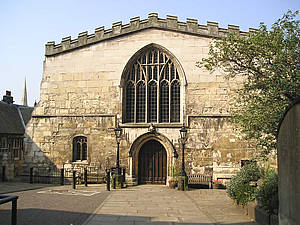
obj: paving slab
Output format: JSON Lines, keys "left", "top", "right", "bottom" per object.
{"left": 83, "top": 185, "right": 259, "bottom": 225}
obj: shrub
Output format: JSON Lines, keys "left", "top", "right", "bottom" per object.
{"left": 227, "top": 162, "right": 261, "bottom": 205}
{"left": 256, "top": 170, "right": 278, "bottom": 214}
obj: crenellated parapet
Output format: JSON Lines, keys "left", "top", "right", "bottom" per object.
{"left": 45, "top": 13, "right": 257, "bottom": 56}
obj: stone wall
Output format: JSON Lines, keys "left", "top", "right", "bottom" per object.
{"left": 24, "top": 17, "right": 256, "bottom": 183}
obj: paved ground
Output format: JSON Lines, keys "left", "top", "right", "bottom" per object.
{"left": 0, "top": 182, "right": 259, "bottom": 225}
{"left": 0, "top": 182, "right": 54, "bottom": 194}
{"left": 0, "top": 183, "right": 109, "bottom": 225}
{"left": 83, "top": 185, "right": 259, "bottom": 225}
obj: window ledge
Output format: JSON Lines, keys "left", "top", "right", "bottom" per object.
{"left": 120, "top": 123, "right": 183, "bottom": 128}
{"left": 72, "top": 161, "right": 88, "bottom": 165}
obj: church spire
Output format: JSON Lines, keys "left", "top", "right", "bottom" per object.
{"left": 21, "top": 78, "right": 28, "bottom": 106}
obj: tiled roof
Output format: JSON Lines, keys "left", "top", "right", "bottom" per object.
{"left": 19, "top": 106, "right": 34, "bottom": 126}
{"left": 0, "top": 101, "right": 33, "bottom": 134}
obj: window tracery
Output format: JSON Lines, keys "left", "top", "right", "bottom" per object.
{"left": 124, "top": 48, "right": 181, "bottom": 123}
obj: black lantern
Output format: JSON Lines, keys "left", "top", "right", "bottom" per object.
{"left": 114, "top": 123, "right": 122, "bottom": 174}
{"left": 179, "top": 125, "right": 187, "bottom": 190}
{"left": 180, "top": 126, "right": 187, "bottom": 142}
{"left": 114, "top": 123, "right": 122, "bottom": 143}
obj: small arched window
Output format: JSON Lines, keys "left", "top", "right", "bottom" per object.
{"left": 124, "top": 47, "right": 181, "bottom": 123}
{"left": 72, "top": 136, "right": 87, "bottom": 161}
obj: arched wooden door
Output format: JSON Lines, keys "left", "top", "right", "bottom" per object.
{"left": 138, "top": 140, "right": 167, "bottom": 184}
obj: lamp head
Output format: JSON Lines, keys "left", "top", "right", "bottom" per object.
{"left": 114, "top": 123, "right": 122, "bottom": 140}
{"left": 180, "top": 125, "right": 187, "bottom": 141}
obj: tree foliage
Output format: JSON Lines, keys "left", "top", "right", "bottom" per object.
{"left": 198, "top": 11, "right": 300, "bottom": 156}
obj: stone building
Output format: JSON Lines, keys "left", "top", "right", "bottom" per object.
{"left": 0, "top": 91, "right": 33, "bottom": 180}
{"left": 24, "top": 14, "right": 257, "bottom": 185}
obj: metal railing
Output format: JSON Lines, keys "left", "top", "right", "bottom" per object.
{"left": 0, "top": 195, "right": 18, "bottom": 225}
{"left": 20, "top": 167, "right": 106, "bottom": 185}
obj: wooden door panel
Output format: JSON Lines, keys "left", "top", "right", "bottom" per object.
{"left": 138, "top": 140, "right": 166, "bottom": 184}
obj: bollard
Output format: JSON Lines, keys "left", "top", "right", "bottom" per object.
{"left": 12, "top": 198, "right": 17, "bottom": 225}
{"left": 106, "top": 169, "right": 110, "bottom": 191}
{"left": 60, "top": 169, "right": 64, "bottom": 186}
{"left": 2, "top": 166, "right": 5, "bottom": 182}
{"left": 72, "top": 171, "right": 76, "bottom": 189}
{"left": 29, "top": 168, "right": 33, "bottom": 184}
{"left": 181, "top": 179, "right": 184, "bottom": 191}
{"left": 84, "top": 168, "right": 88, "bottom": 187}
{"left": 113, "top": 174, "right": 116, "bottom": 189}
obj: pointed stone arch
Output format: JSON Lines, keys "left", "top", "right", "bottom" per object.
{"left": 120, "top": 43, "right": 187, "bottom": 87}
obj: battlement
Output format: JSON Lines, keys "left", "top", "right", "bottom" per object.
{"left": 45, "top": 13, "right": 256, "bottom": 56}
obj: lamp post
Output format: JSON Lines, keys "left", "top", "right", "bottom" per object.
{"left": 179, "top": 125, "right": 187, "bottom": 191}
{"left": 114, "top": 123, "right": 122, "bottom": 175}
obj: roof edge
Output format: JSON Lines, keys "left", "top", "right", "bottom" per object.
{"left": 45, "top": 13, "right": 258, "bottom": 57}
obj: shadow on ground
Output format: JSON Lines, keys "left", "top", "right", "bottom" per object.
{"left": 0, "top": 208, "right": 259, "bottom": 225}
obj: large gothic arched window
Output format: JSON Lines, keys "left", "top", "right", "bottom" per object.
{"left": 124, "top": 47, "right": 181, "bottom": 123}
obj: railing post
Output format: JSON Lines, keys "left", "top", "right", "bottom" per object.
{"left": 60, "top": 169, "right": 64, "bottom": 185}
{"left": 113, "top": 170, "right": 116, "bottom": 189}
{"left": 2, "top": 166, "right": 5, "bottom": 182}
{"left": 122, "top": 168, "right": 126, "bottom": 183}
{"left": 106, "top": 169, "right": 110, "bottom": 191}
{"left": 12, "top": 198, "right": 17, "bottom": 225}
{"left": 84, "top": 168, "right": 88, "bottom": 187}
{"left": 29, "top": 168, "right": 33, "bottom": 184}
{"left": 72, "top": 171, "right": 76, "bottom": 189}
{"left": 0, "top": 195, "right": 19, "bottom": 225}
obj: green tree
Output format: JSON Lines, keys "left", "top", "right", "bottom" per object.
{"left": 198, "top": 11, "right": 300, "bottom": 157}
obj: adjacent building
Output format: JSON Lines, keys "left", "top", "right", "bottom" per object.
{"left": 0, "top": 91, "right": 33, "bottom": 180}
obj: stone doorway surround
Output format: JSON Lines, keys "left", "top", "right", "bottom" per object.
{"left": 128, "top": 131, "right": 177, "bottom": 186}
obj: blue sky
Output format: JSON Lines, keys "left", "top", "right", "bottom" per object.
{"left": 0, "top": 0, "right": 299, "bottom": 106}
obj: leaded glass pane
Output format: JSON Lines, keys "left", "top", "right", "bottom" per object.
{"left": 176, "top": 71, "right": 179, "bottom": 79}
{"left": 126, "top": 82, "right": 135, "bottom": 122}
{"left": 159, "top": 53, "right": 164, "bottom": 63}
{"left": 149, "top": 66, "right": 153, "bottom": 80}
{"left": 136, "top": 82, "right": 146, "bottom": 123}
{"left": 76, "top": 142, "right": 81, "bottom": 160}
{"left": 153, "top": 66, "right": 158, "bottom": 80}
{"left": 154, "top": 51, "right": 158, "bottom": 63}
{"left": 148, "top": 81, "right": 157, "bottom": 122}
{"left": 148, "top": 52, "right": 152, "bottom": 64}
{"left": 137, "top": 66, "right": 140, "bottom": 81}
{"left": 171, "top": 81, "right": 180, "bottom": 122}
{"left": 165, "top": 64, "right": 169, "bottom": 80}
{"left": 160, "top": 81, "right": 169, "bottom": 122}
{"left": 142, "top": 55, "right": 146, "bottom": 64}
{"left": 82, "top": 142, "right": 87, "bottom": 160}
{"left": 130, "top": 67, "right": 135, "bottom": 81}
{"left": 171, "top": 64, "right": 175, "bottom": 81}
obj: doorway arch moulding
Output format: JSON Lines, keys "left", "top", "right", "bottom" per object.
{"left": 128, "top": 131, "right": 178, "bottom": 184}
